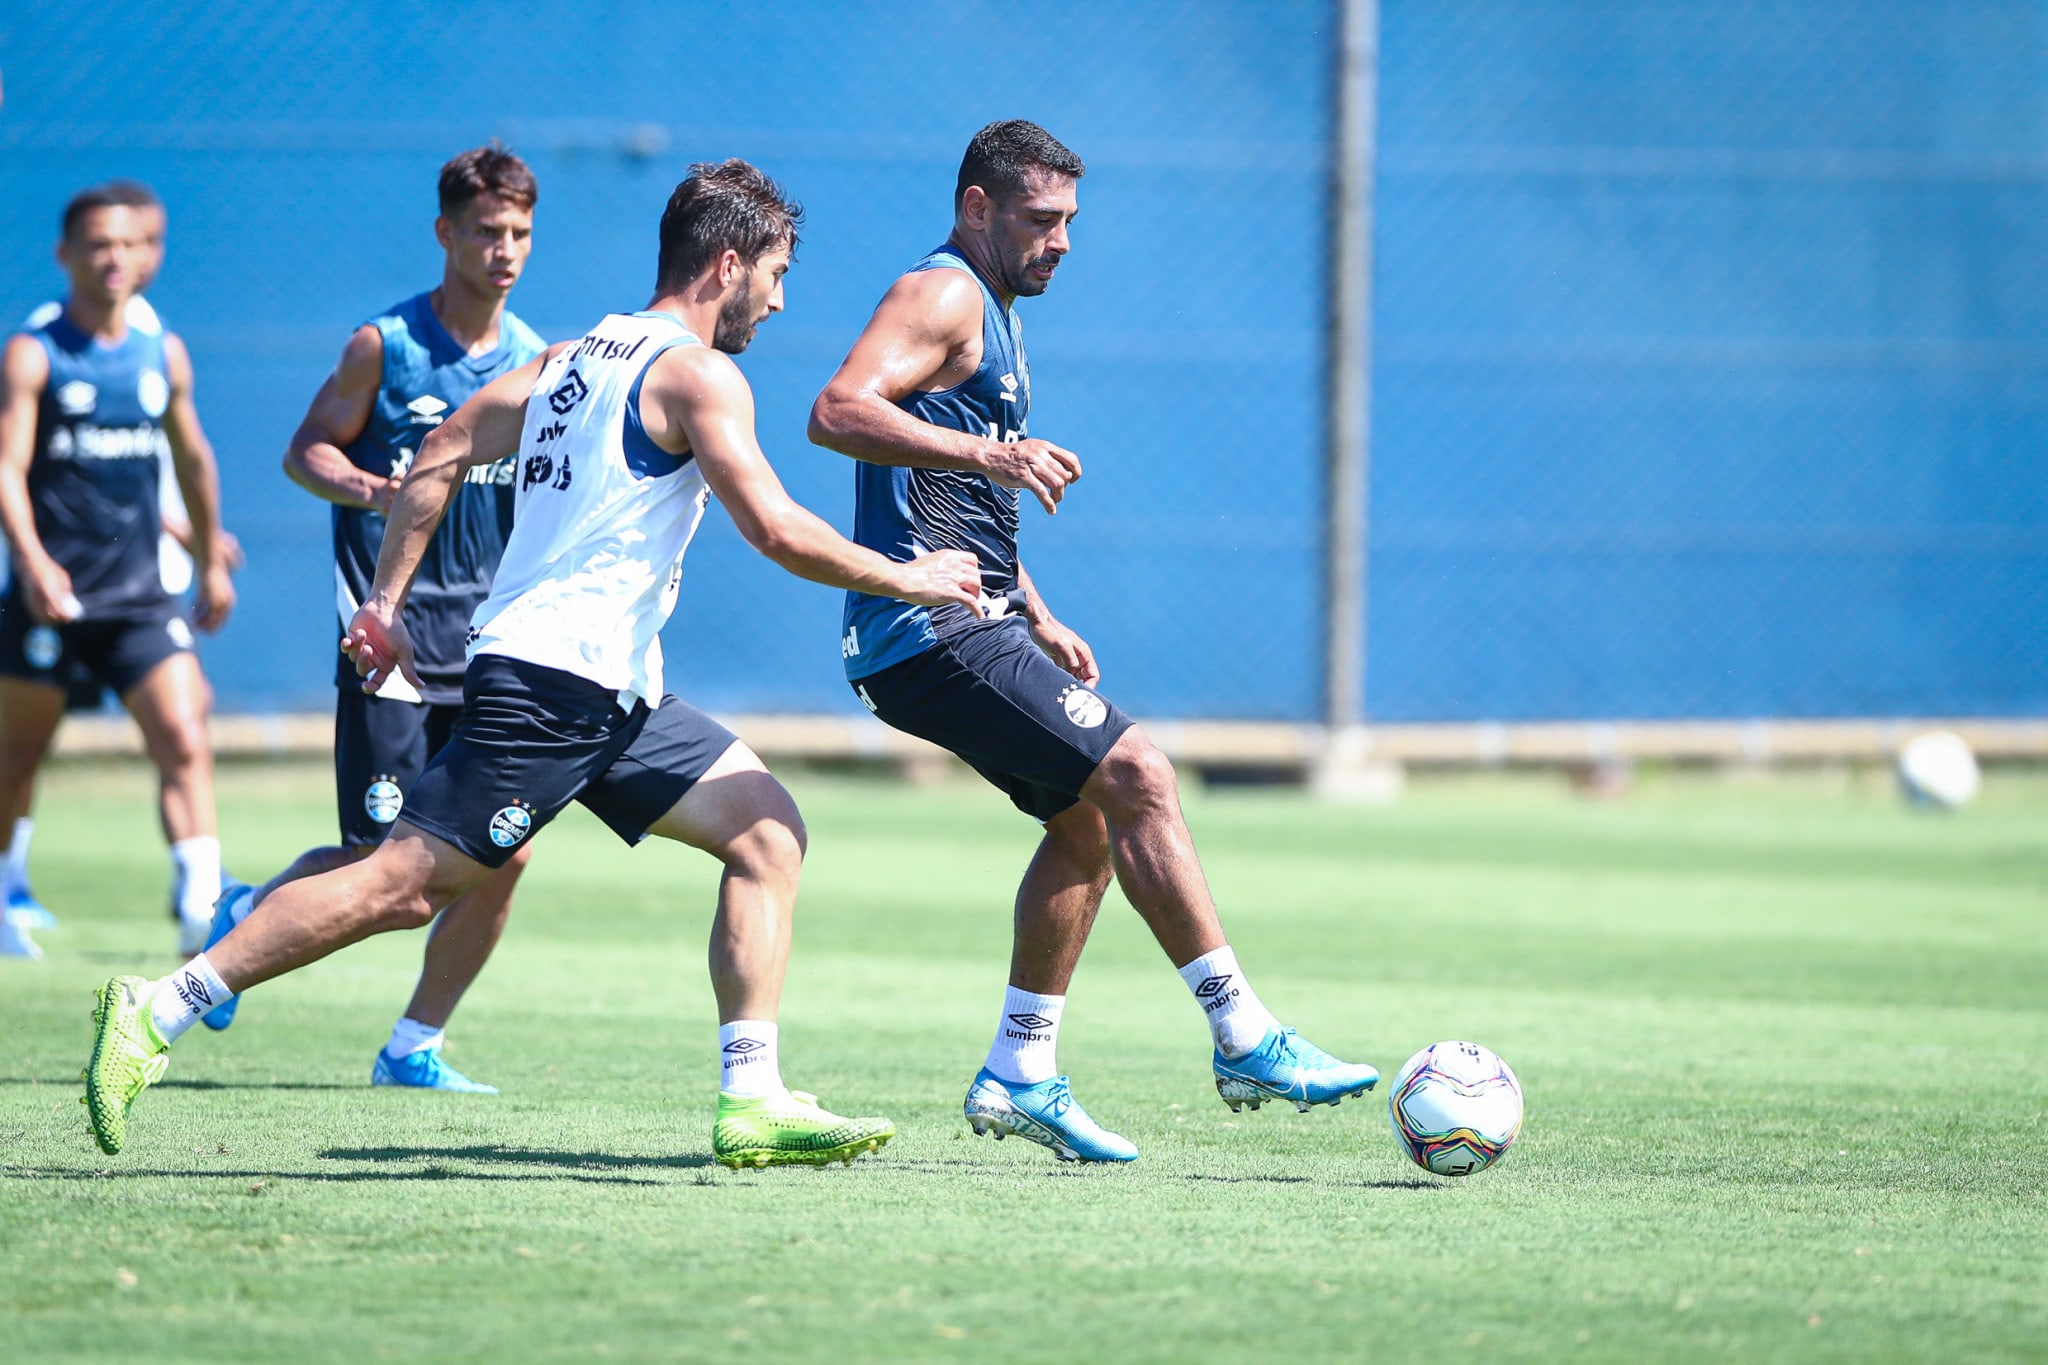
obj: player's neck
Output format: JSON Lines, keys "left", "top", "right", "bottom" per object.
{"left": 429, "top": 279, "right": 505, "bottom": 358}
{"left": 946, "top": 231, "right": 1016, "bottom": 310}
{"left": 63, "top": 292, "right": 130, "bottom": 343}
{"left": 642, "top": 290, "right": 718, "bottom": 343}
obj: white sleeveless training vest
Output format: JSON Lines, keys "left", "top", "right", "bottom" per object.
{"left": 466, "top": 311, "right": 710, "bottom": 707}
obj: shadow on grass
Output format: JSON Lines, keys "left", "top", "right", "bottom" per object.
{"left": 320, "top": 1143, "right": 717, "bottom": 1172}
{"left": 0, "top": 1078, "right": 358, "bottom": 1092}
{"left": 6, "top": 1164, "right": 664, "bottom": 1187}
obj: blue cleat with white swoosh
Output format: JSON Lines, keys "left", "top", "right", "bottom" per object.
{"left": 964, "top": 1068, "right": 1137, "bottom": 1163}
{"left": 1213, "top": 1026, "right": 1378, "bottom": 1113}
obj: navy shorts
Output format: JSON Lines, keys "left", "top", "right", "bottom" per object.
{"left": 400, "top": 654, "right": 738, "bottom": 869}
{"left": 0, "top": 597, "right": 193, "bottom": 705}
{"left": 333, "top": 689, "right": 465, "bottom": 848}
{"left": 852, "top": 616, "right": 1133, "bottom": 822}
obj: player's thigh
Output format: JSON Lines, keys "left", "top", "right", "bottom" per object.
{"left": 0, "top": 675, "right": 68, "bottom": 764}
{"left": 579, "top": 697, "right": 787, "bottom": 858}
{"left": 117, "top": 646, "right": 212, "bottom": 764}
{"left": 334, "top": 689, "right": 436, "bottom": 847}
{"left": 859, "top": 620, "right": 1132, "bottom": 822}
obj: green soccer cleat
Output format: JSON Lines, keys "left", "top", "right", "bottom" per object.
{"left": 82, "top": 975, "right": 171, "bottom": 1155}
{"left": 711, "top": 1089, "right": 895, "bottom": 1169}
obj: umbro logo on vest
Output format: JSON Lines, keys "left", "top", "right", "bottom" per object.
{"left": 56, "top": 381, "right": 97, "bottom": 416}
{"left": 999, "top": 372, "right": 1019, "bottom": 403}
{"left": 406, "top": 394, "right": 448, "bottom": 425}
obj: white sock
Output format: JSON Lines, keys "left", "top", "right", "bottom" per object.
{"left": 983, "top": 986, "right": 1064, "bottom": 1085}
{"left": 385, "top": 1016, "right": 444, "bottom": 1059}
{"left": 718, "top": 1020, "right": 783, "bottom": 1097}
{"left": 169, "top": 836, "right": 222, "bottom": 926}
{"left": 1177, "top": 945, "right": 1280, "bottom": 1059}
{"left": 149, "top": 954, "right": 231, "bottom": 1045}
{"left": 4, "top": 817, "right": 33, "bottom": 895}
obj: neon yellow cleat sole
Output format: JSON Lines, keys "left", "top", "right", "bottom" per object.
{"left": 712, "top": 1089, "right": 895, "bottom": 1169}
{"left": 83, "top": 975, "right": 170, "bottom": 1155}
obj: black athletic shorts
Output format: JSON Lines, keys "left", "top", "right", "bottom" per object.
{"left": 0, "top": 597, "right": 193, "bottom": 704}
{"left": 334, "top": 689, "right": 465, "bottom": 848}
{"left": 852, "top": 615, "right": 1134, "bottom": 822}
{"left": 400, "top": 654, "right": 738, "bottom": 869}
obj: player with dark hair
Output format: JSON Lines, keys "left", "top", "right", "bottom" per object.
{"left": 0, "top": 186, "right": 237, "bottom": 961}
{"left": 810, "top": 119, "right": 1380, "bottom": 1163}
{"left": 82, "top": 159, "right": 983, "bottom": 1168}
{"left": 185, "top": 146, "right": 547, "bottom": 1090}
{"left": 6, "top": 179, "right": 240, "bottom": 938}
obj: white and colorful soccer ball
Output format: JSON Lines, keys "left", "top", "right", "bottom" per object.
{"left": 1897, "top": 731, "right": 1980, "bottom": 810}
{"left": 1387, "top": 1040, "right": 1523, "bottom": 1177}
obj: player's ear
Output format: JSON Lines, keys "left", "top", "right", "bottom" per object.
{"left": 433, "top": 215, "right": 454, "bottom": 251}
{"left": 719, "top": 248, "right": 743, "bottom": 289}
{"left": 959, "top": 184, "right": 991, "bottom": 231}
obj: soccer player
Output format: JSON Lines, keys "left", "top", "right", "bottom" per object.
{"left": 4, "top": 180, "right": 237, "bottom": 937}
{"left": 82, "top": 159, "right": 984, "bottom": 1168}
{"left": 0, "top": 186, "right": 236, "bottom": 962}
{"left": 194, "top": 147, "right": 548, "bottom": 1093}
{"left": 809, "top": 120, "right": 1380, "bottom": 1163}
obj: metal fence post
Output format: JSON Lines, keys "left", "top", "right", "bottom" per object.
{"left": 1316, "top": 0, "right": 1398, "bottom": 799}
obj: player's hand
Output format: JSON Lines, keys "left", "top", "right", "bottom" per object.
{"left": 214, "top": 528, "right": 246, "bottom": 571}
{"left": 894, "top": 550, "right": 985, "bottom": 615}
{"left": 1030, "top": 614, "right": 1100, "bottom": 686}
{"left": 367, "top": 475, "right": 403, "bottom": 516}
{"left": 194, "top": 564, "right": 236, "bottom": 633}
{"left": 983, "top": 438, "right": 1082, "bottom": 516}
{"left": 21, "top": 559, "right": 80, "bottom": 625}
{"left": 343, "top": 603, "right": 424, "bottom": 694}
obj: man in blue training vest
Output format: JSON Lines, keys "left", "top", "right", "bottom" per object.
{"left": 811, "top": 120, "right": 1381, "bottom": 1163}
{"left": 193, "top": 147, "right": 545, "bottom": 1092}
{"left": 0, "top": 185, "right": 238, "bottom": 962}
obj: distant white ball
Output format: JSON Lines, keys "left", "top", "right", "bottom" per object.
{"left": 1388, "top": 1040, "right": 1523, "bottom": 1177}
{"left": 1897, "top": 731, "right": 1980, "bottom": 810}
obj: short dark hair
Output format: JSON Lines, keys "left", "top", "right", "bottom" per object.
{"left": 102, "top": 179, "right": 163, "bottom": 211}
{"left": 60, "top": 185, "right": 128, "bottom": 241}
{"left": 655, "top": 159, "right": 803, "bottom": 292}
{"left": 954, "top": 120, "right": 1085, "bottom": 212}
{"left": 438, "top": 143, "right": 538, "bottom": 217}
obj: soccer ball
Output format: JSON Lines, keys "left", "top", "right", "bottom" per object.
{"left": 1388, "top": 1040, "right": 1523, "bottom": 1177}
{"left": 1896, "top": 731, "right": 1980, "bottom": 810}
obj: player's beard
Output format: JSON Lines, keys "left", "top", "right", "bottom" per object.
{"left": 712, "top": 278, "right": 758, "bottom": 354}
{"left": 1005, "top": 251, "right": 1059, "bottom": 298}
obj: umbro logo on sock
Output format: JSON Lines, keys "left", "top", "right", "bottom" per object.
{"left": 1196, "top": 974, "right": 1240, "bottom": 1013}
{"left": 722, "top": 1038, "right": 766, "bottom": 1055}
{"left": 171, "top": 971, "right": 214, "bottom": 1011}
{"left": 1004, "top": 1011, "right": 1055, "bottom": 1042}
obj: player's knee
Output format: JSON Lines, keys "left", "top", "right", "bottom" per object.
{"left": 723, "top": 810, "right": 806, "bottom": 880}
{"left": 146, "top": 713, "right": 211, "bottom": 774}
{"left": 1092, "top": 729, "right": 1180, "bottom": 815}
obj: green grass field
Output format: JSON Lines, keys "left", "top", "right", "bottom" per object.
{"left": 2, "top": 758, "right": 2044, "bottom": 1362}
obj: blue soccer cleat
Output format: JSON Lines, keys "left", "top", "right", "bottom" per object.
{"left": 6, "top": 887, "right": 56, "bottom": 931}
{"left": 372, "top": 1044, "right": 498, "bottom": 1094}
{"left": 1214, "top": 1026, "right": 1379, "bottom": 1113}
{"left": 0, "top": 907, "right": 41, "bottom": 960}
{"left": 198, "top": 880, "right": 252, "bottom": 1031}
{"left": 964, "top": 1068, "right": 1138, "bottom": 1163}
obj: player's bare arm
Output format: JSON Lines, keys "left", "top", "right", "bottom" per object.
{"left": 284, "top": 324, "right": 400, "bottom": 513}
{"left": 345, "top": 347, "right": 560, "bottom": 689}
{"left": 159, "top": 331, "right": 235, "bottom": 631}
{"left": 1014, "top": 558, "right": 1099, "bottom": 685}
{"left": 0, "top": 334, "right": 76, "bottom": 624}
{"left": 808, "top": 269, "right": 1082, "bottom": 515}
{"left": 648, "top": 343, "right": 982, "bottom": 609}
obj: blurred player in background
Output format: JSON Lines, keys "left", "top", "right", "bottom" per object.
{"left": 84, "top": 159, "right": 981, "bottom": 1168}
{"left": 190, "top": 147, "right": 546, "bottom": 1094}
{"left": 0, "top": 186, "right": 236, "bottom": 960}
{"left": 810, "top": 120, "right": 1380, "bottom": 1162}
{"left": 5, "top": 180, "right": 242, "bottom": 937}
